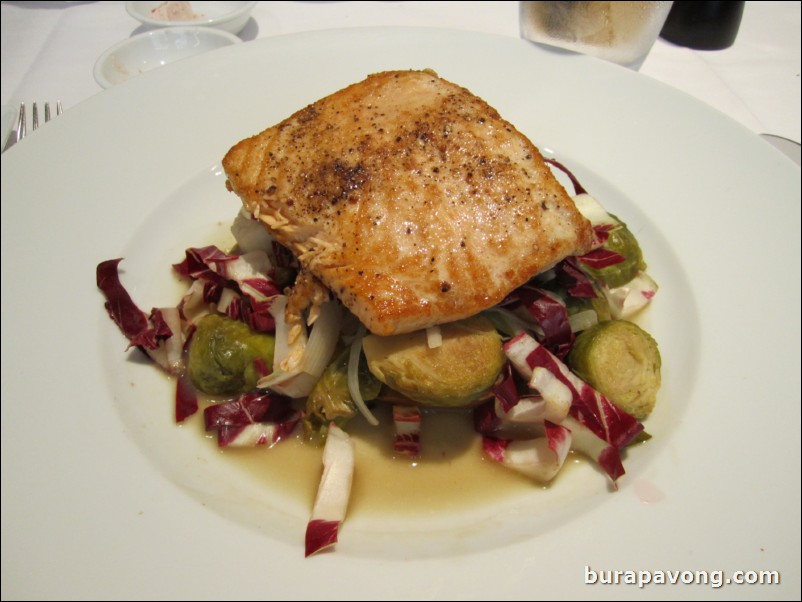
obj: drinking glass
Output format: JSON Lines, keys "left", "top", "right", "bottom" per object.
{"left": 520, "top": 1, "right": 674, "bottom": 70}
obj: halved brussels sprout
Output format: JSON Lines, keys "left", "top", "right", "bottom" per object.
{"left": 567, "top": 320, "right": 661, "bottom": 420}
{"left": 188, "top": 314, "right": 275, "bottom": 395}
{"left": 362, "top": 316, "right": 505, "bottom": 408}
{"left": 303, "top": 349, "right": 381, "bottom": 443}
{"left": 584, "top": 220, "right": 646, "bottom": 288}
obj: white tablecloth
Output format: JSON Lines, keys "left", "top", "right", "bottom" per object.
{"left": 1, "top": 1, "right": 800, "bottom": 142}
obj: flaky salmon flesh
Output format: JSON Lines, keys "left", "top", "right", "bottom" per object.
{"left": 223, "top": 70, "right": 594, "bottom": 336}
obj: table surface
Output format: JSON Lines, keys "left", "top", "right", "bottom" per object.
{"left": 1, "top": 1, "right": 800, "bottom": 143}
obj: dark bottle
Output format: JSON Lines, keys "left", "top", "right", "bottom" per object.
{"left": 659, "top": 1, "right": 745, "bottom": 50}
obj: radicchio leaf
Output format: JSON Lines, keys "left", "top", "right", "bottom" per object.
{"left": 509, "top": 334, "right": 642, "bottom": 448}
{"left": 204, "top": 391, "right": 299, "bottom": 447}
{"left": 241, "top": 299, "right": 276, "bottom": 333}
{"left": 481, "top": 422, "right": 572, "bottom": 483}
{"left": 128, "top": 307, "right": 174, "bottom": 350}
{"left": 392, "top": 405, "right": 421, "bottom": 457}
{"left": 305, "top": 520, "right": 340, "bottom": 558}
{"left": 517, "top": 286, "right": 574, "bottom": 359}
{"left": 217, "top": 420, "right": 300, "bottom": 447}
{"left": 544, "top": 158, "right": 587, "bottom": 195}
{"left": 305, "top": 424, "right": 354, "bottom": 557}
{"left": 577, "top": 248, "right": 626, "bottom": 269}
{"left": 473, "top": 401, "right": 499, "bottom": 436}
{"left": 271, "top": 241, "right": 296, "bottom": 269}
{"left": 175, "top": 373, "right": 198, "bottom": 423}
{"left": 491, "top": 362, "right": 521, "bottom": 412}
{"left": 544, "top": 420, "right": 571, "bottom": 454}
{"left": 97, "top": 259, "right": 150, "bottom": 343}
{"left": 481, "top": 436, "right": 509, "bottom": 463}
{"left": 172, "top": 246, "right": 233, "bottom": 284}
{"left": 598, "top": 446, "right": 626, "bottom": 482}
{"left": 554, "top": 258, "right": 598, "bottom": 299}
{"left": 503, "top": 333, "right": 643, "bottom": 482}
{"left": 593, "top": 223, "right": 615, "bottom": 245}
{"left": 241, "top": 277, "right": 280, "bottom": 302}
{"left": 97, "top": 260, "right": 183, "bottom": 360}
{"left": 173, "top": 246, "right": 279, "bottom": 333}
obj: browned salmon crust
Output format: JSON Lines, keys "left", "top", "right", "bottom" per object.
{"left": 223, "top": 70, "right": 594, "bottom": 336}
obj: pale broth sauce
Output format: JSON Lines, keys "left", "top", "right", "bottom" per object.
{"left": 211, "top": 403, "right": 578, "bottom": 517}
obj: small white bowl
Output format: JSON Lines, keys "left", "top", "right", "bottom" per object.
{"left": 93, "top": 26, "right": 241, "bottom": 88}
{"left": 126, "top": 1, "right": 257, "bottom": 35}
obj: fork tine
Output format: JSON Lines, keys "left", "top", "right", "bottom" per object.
{"left": 2, "top": 103, "right": 26, "bottom": 152}
{"left": 3, "top": 101, "right": 62, "bottom": 152}
{"left": 18, "top": 103, "right": 27, "bottom": 141}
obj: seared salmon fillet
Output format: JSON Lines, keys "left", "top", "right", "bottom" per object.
{"left": 223, "top": 70, "right": 594, "bottom": 336}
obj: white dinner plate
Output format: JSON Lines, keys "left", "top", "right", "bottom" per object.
{"left": 2, "top": 28, "right": 799, "bottom": 600}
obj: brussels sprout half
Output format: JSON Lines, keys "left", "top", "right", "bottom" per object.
{"left": 303, "top": 349, "right": 381, "bottom": 443}
{"left": 583, "top": 220, "right": 647, "bottom": 288}
{"left": 362, "top": 315, "right": 505, "bottom": 408}
{"left": 567, "top": 320, "right": 661, "bottom": 420}
{"left": 188, "top": 314, "right": 275, "bottom": 396}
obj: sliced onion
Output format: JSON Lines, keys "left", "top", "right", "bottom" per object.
{"left": 572, "top": 193, "right": 619, "bottom": 227}
{"left": 224, "top": 250, "right": 272, "bottom": 283}
{"left": 141, "top": 308, "right": 184, "bottom": 375}
{"left": 257, "top": 296, "right": 301, "bottom": 388}
{"left": 347, "top": 327, "right": 379, "bottom": 426}
{"left": 529, "top": 367, "right": 572, "bottom": 423}
{"left": 300, "top": 301, "right": 341, "bottom": 377}
{"left": 158, "top": 306, "right": 185, "bottom": 374}
{"left": 426, "top": 326, "right": 443, "bottom": 349}
{"left": 495, "top": 396, "right": 547, "bottom": 424}
{"left": 258, "top": 297, "right": 341, "bottom": 398}
{"left": 270, "top": 296, "right": 293, "bottom": 359}
{"left": 178, "top": 279, "right": 211, "bottom": 325}
{"left": 484, "top": 307, "right": 531, "bottom": 338}
{"left": 568, "top": 309, "right": 598, "bottom": 333}
{"left": 602, "top": 271, "right": 659, "bottom": 319}
{"left": 216, "top": 287, "right": 239, "bottom": 315}
{"left": 483, "top": 396, "right": 549, "bottom": 440}
{"left": 230, "top": 208, "right": 275, "bottom": 255}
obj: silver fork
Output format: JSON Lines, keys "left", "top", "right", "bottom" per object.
{"left": 3, "top": 101, "right": 63, "bottom": 153}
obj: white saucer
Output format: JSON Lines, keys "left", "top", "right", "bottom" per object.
{"left": 93, "top": 26, "right": 241, "bottom": 88}
{"left": 126, "top": 1, "right": 257, "bottom": 35}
